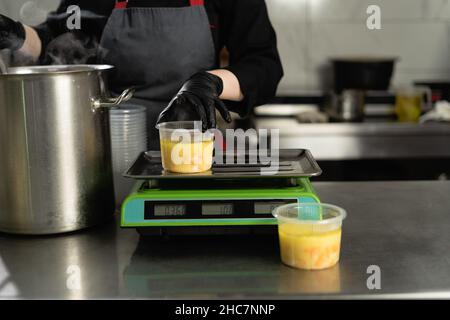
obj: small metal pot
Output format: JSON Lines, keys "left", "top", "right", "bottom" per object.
{"left": 0, "top": 65, "right": 133, "bottom": 234}
{"left": 324, "top": 90, "right": 365, "bottom": 122}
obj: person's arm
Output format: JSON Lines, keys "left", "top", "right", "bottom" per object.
{"left": 156, "top": 0, "right": 283, "bottom": 129}
{"left": 0, "top": 1, "right": 77, "bottom": 62}
{"left": 208, "top": 69, "right": 244, "bottom": 101}
{"left": 0, "top": 13, "right": 29, "bottom": 52}
{"left": 19, "top": 25, "right": 42, "bottom": 61}
{"left": 33, "top": 0, "right": 115, "bottom": 63}
{"left": 220, "top": 0, "right": 284, "bottom": 117}
{"left": 157, "top": 71, "right": 232, "bottom": 131}
{"left": 0, "top": 0, "right": 114, "bottom": 63}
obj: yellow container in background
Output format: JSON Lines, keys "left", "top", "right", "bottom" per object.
{"left": 395, "top": 86, "right": 432, "bottom": 122}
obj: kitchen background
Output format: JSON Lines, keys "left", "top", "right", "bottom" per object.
{"left": 266, "top": 0, "right": 450, "bottom": 95}
{"left": 1, "top": 0, "right": 450, "bottom": 182}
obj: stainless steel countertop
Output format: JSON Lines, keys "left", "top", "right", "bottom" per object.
{"left": 1, "top": 180, "right": 450, "bottom": 299}
{"left": 254, "top": 119, "right": 450, "bottom": 160}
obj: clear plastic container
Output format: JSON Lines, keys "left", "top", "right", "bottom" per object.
{"left": 156, "top": 121, "right": 214, "bottom": 173}
{"left": 273, "top": 203, "right": 347, "bottom": 270}
{"left": 109, "top": 104, "right": 147, "bottom": 206}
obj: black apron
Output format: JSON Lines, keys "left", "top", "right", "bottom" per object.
{"left": 99, "top": 0, "right": 216, "bottom": 149}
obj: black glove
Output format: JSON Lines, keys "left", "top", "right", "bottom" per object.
{"left": 0, "top": 13, "right": 26, "bottom": 50}
{"left": 156, "top": 72, "right": 232, "bottom": 131}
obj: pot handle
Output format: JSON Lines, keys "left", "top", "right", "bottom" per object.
{"left": 92, "top": 88, "right": 135, "bottom": 109}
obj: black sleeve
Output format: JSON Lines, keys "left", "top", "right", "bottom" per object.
{"left": 220, "top": 0, "right": 284, "bottom": 117}
{"left": 33, "top": 0, "right": 115, "bottom": 60}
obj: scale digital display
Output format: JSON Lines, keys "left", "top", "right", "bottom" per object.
{"left": 254, "top": 202, "right": 288, "bottom": 215}
{"left": 202, "top": 204, "right": 233, "bottom": 216}
{"left": 144, "top": 199, "right": 297, "bottom": 220}
{"left": 154, "top": 205, "right": 186, "bottom": 217}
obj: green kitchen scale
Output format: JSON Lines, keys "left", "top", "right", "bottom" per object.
{"left": 121, "top": 149, "right": 322, "bottom": 236}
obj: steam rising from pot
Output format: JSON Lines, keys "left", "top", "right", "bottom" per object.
{"left": 0, "top": 54, "right": 7, "bottom": 74}
{"left": 19, "top": 1, "right": 52, "bottom": 26}
{"left": 1, "top": 2, "right": 109, "bottom": 68}
{"left": 44, "top": 32, "right": 100, "bottom": 65}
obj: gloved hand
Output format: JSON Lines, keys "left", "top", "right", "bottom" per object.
{"left": 156, "top": 71, "right": 232, "bottom": 131}
{"left": 0, "top": 13, "right": 26, "bottom": 50}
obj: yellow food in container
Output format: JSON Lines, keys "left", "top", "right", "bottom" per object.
{"left": 160, "top": 139, "right": 214, "bottom": 173}
{"left": 157, "top": 121, "right": 214, "bottom": 174}
{"left": 279, "top": 224, "right": 341, "bottom": 270}
{"left": 273, "top": 203, "right": 346, "bottom": 270}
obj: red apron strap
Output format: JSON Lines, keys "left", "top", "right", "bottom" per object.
{"left": 115, "top": 0, "right": 128, "bottom": 9}
{"left": 115, "top": 1, "right": 203, "bottom": 9}
{"left": 189, "top": 0, "right": 205, "bottom": 6}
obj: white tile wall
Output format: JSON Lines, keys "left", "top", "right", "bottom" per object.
{"left": 309, "top": 0, "right": 425, "bottom": 22}
{"left": 309, "top": 23, "right": 450, "bottom": 70}
{"left": 266, "top": 0, "right": 309, "bottom": 93}
{"left": 269, "top": 0, "right": 450, "bottom": 94}
{"left": 393, "top": 69, "right": 450, "bottom": 86}
{"left": 424, "top": 0, "right": 450, "bottom": 21}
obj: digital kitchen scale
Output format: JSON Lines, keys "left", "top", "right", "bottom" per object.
{"left": 121, "top": 149, "right": 322, "bottom": 236}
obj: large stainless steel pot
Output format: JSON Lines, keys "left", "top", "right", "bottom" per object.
{"left": 0, "top": 65, "right": 133, "bottom": 234}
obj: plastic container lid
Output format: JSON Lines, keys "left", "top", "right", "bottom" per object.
{"left": 273, "top": 203, "right": 347, "bottom": 231}
{"left": 157, "top": 121, "right": 213, "bottom": 142}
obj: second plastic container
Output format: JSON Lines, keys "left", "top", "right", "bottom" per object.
{"left": 273, "top": 203, "right": 347, "bottom": 270}
{"left": 109, "top": 104, "right": 147, "bottom": 205}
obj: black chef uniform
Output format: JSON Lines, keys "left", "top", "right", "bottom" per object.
{"left": 35, "top": 0, "right": 284, "bottom": 146}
